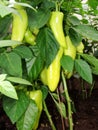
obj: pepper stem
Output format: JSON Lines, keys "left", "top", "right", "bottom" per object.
{"left": 55, "top": 0, "right": 64, "bottom": 11}
{"left": 62, "top": 71, "right": 73, "bottom": 130}
{"left": 43, "top": 101, "right": 56, "bottom": 130}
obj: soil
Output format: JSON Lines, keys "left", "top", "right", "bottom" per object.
{"left": 73, "top": 89, "right": 98, "bottom": 130}
{"left": 0, "top": 78, "right": 98, "bottom": 130}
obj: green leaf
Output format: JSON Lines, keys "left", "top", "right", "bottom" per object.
{"left": 16, "top": 100, "right": 39, "bottom": 130}
{"left": 41, "top": 85, "right": 48, "bottom": 100}
{"left": 52, "top": 93, "right": 66, "bottom": 118}
{"left": 7, "top": 77, "right": 32, "bottom": 86}
{"left": 88, "top": 0, "right": 98, "bottom": 10}
{"left": 61, "top": 55, "right": 74, "bottom": 72}
{"left": 29, "top": 45, "right": 40, "bottom": 57}
{"left": 52, "top": 93, "right": 58, "bottom": 100}
{"left": 0, "top": 40, "right": 23, "bottom": 47}
{"left": 93, "top": 9, "right": 98, "bottom": 14}
{"left": 0, "top": 15, "right": 12, "bottom": 39}
{"left": 13, "top": 46, "right": 33, "bottom": 59}
{"left": 41, "top": 0, "right": 55, "bottom": 9}
{"left": 67, "top": 16, "right": 81, "bottom": 26}
{"left": 92, "top": 66, "right": 98, "bottom": 75}
{"left": 73, "top": 25, "right": 98, "bottom": 41}
{"left": 80, "top": 53, "right": 98, "bottom": 75}
{"left": 27, "top": 27, "right": 59, "bottom": 81}
{"left": 57, "top": 102, "right": 66, "bottom": 118}
{"left": 3, "top": 91, "right": 29, "bottom": 124}
{"left": 80, "top": 53, "right": 98, "bottom": 67}
{"left": 29, "top": 0, "right": 43, "bottom": 7}
{"left": 0, "top": 52, "right": 22, "bottom": 77}
{"left": 94, "top": 50, "right": 98, "bottom": 57}
{"left": 28, "top": 8, "right": 50, "bottom": 30}
{"left": 75, "top": 59, "right": 92, "bottom": 84}
{"left": 26, "top": 45, "right": 44, "bottom": 81}
{"left": 0, "top": 80, "right": 18, "bottom": 99}
{"left": 36, "top": 27, "right": 59, "bottom": 67}
{"left": 69, "top": 28, "right": 82, "bottom": 46}
{"left": 27, "top": 52, "right": 44, "bottom": 81}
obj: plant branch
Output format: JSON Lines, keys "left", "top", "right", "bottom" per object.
{"left": 57, "top": 88, "right": 65, "bottom": 130}
{"left": 43, "top": 101, "right": 56, "bottom": 130}
{"left": 62, "top": 71, "right": 73, "bottom": 130}
{"left": 89, "top": 80, "right": 95, "bottom": 97}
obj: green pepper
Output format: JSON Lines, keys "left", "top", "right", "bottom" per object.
{"left": 64, "top": 36, "right": 76, "bottom": 78}
{"left": 29, "top": 90, "right": 42, "bottom": 130}
{"left": 40, "top": 47, "right": 63, "bottom": 92}
{"left": 11, "top": 5, "right": 28, "bottom": 43}
{"left": 49, "top": 11, "right": 66, "bottom": 48}
{"left": 24, "top": 29, "right": 36, "bottom": 45}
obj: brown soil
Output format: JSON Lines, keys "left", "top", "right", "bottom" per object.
{"left": 0, "top": 78, "right": 98, "bottom": 130}
{"left": 73, "top": 89, "right": 98, "bottom": 130}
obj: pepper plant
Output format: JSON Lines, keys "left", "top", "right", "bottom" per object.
{"left": 0, "top": 0, "right": 98, "bottom": 130}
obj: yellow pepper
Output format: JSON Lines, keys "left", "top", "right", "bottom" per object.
{"left": 40, "top": 47, "right": 63, "bottom": 92}
{"left": 29, "top": 90, "right": 42, "bottom": 130}
{"left": 49, "top": 11, "right": 66, "bottom": 48}
{"left": 11, "top": 5, "right": 28, "bottom": 42}
{"left": 24, "top": 29, "right": 36, "bottom": 45}
{"left": 64, "top": 36, "right": 76, "bottom": 78}
{"left": 76, "top": 42, "right": 84, "bottom": 53}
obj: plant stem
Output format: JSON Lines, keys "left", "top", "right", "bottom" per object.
{"left": 62, "top": 71, "right": 73, "bottom": 130}
{"left": 55, "top": 1, "right": 59, "bottom": 11}
{"left": 81, "top": 78, "right": 85, "bottom": 99}
{"left": 81, "top": 78, "right": 87, "bottom": 99}
{"left": 43, "top": 101, "right": 56, "bottom": 130}
{"left": 89, "top": 80, "right": 95, "bottom": 97}
{"left": 55, "top": 0, "right": 62, "bottom": 11}
{"left": 57, "top": 88, "right": 65, "bottom": 130}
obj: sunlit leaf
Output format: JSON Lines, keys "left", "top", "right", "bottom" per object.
{"left": 0, "top": 80, "right": 18, "bottom": 99}
{"left": 0, "top": 74, "right": 7, "bottom": 81}
{"left": 0, "top": 40, "right": 22, "bottom": 48}
{"left": 0, "top": 4, "right": 17, "bottom": 17}
{"left": 7, "top": 77, "right": 32, "bottom": 86}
